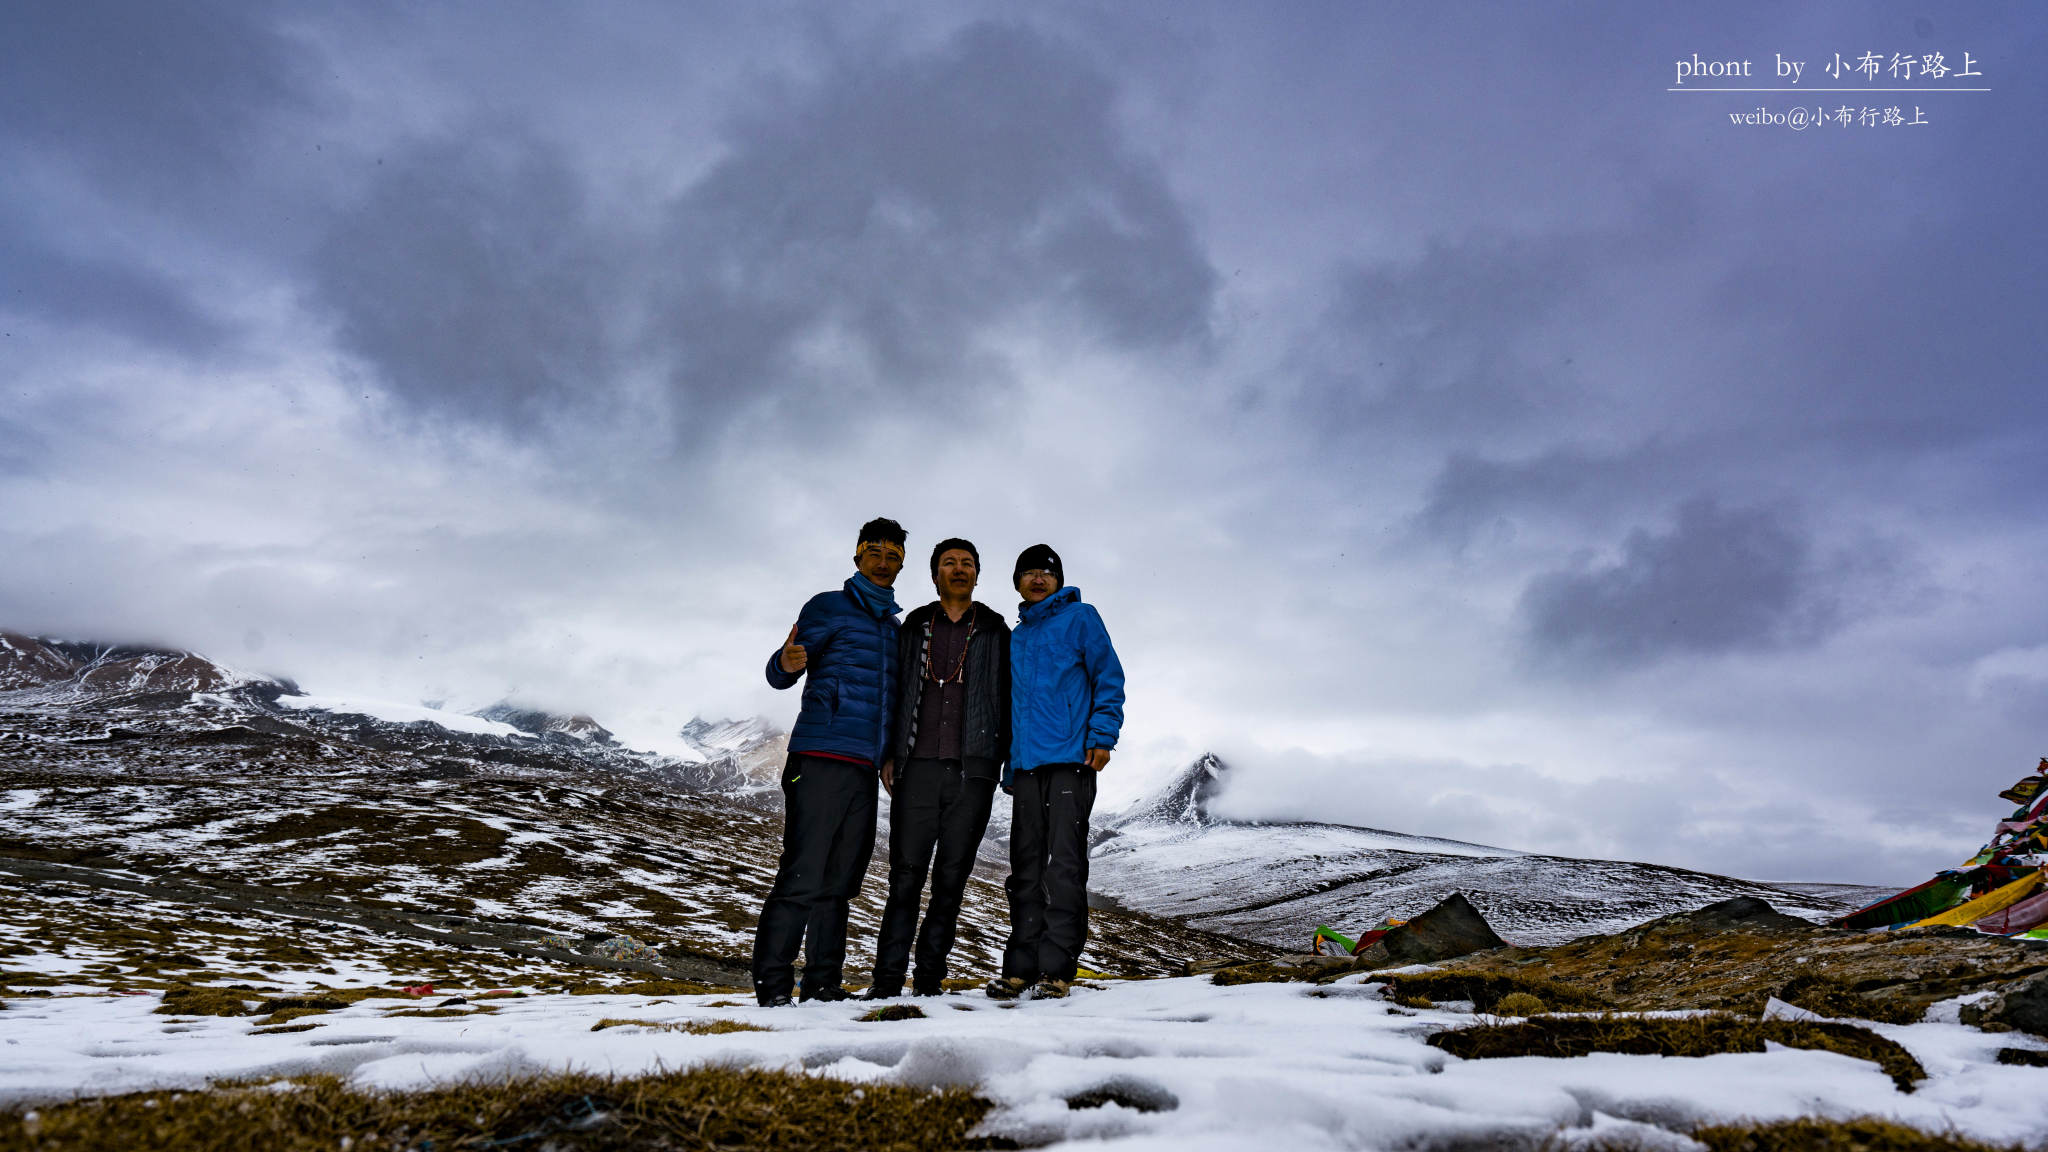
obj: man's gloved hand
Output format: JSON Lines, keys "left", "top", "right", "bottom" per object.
{"left": 1085, "top": 747, "right": 1111, "bottom": 772}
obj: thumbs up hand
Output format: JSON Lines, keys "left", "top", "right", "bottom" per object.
{"left": 778, "top": 623, "right": 808, "bottom": 674}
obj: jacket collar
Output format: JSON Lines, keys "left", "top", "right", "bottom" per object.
{"left": 1019, "top": 585, "right": 1081, "bottom": 625}
{"left": 844, "top": 572, "right": 900, "bottom": 619}
{"left": 913, "top": 600, "right": 996, "bottom": 627}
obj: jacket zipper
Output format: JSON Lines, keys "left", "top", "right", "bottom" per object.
{"left": 878, "top": 610, "right": 889, "bottom": 764}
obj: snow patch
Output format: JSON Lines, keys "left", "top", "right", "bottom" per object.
{"left": 275, "top": 694, "right": 531, "bottom": 738}
{"left": 8, "top": 979, "right": 2048, "bottom": 1147}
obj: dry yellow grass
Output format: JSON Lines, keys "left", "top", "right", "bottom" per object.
{"left": 1691, "top": 1116, "right": 2024, "bottom": 1152}
{"left": 1429, "top": 1013, "right": 1926, "bottom": 1091}
{"left": 588, "top": 1017, "right": 770, "bottom": 1034}
{"left": 0, "top": 1066, "right": 989, "bottom": 1151}
{"left": 858, "top": 1004, "right": 926, "bottom": 1022}
{"left": 150, "top": 986, "right": 257, "bottom": 1017}
{"left": 1208, "top": 962, "right": 1299, "bottom": 986}
{"left": 1493, "top": 991, "right": 1548, "bottom": 1016}
{"left": 1774, "top": 974, "right": 1927, "bottom": 1025}
{"left": 1378, "top": 971, "right": 1614, "bottom": 1012}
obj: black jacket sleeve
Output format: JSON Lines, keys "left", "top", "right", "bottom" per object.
{"left": 994, "top": 614, "right": 1011, "bottom": 772}
{"left": 888, "top": 606, "right": 925, "bottom": 767}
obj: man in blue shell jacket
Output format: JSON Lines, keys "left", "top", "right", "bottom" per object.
{"left": 988, "top": 543, "right": 1125, "bottom": 1002}
{"left": 753, "top": 517, "right": 905, "bottom": 1006}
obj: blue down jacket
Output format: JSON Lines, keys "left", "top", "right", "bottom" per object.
{"left": 765, "top": 577, "right": 900, "bottom": 765}
{"left": 1007, "top": 586, "right": 1125, "bottom": 786}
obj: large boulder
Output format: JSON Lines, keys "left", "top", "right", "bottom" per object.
{"left": 1681, "top": 897, "right": 1818, "bottom": 933}
{"left": 1962, "top": 972, "right": 2048, "bottom": 1035}
{"left": 1355, "top": 893, "right": 1507, "bottom": 968}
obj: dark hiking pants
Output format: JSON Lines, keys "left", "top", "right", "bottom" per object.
{"left": 751, "top": 755, "right": 878, "bottom": 1004}
{"left": 1001, "top": 764, "right": 1097, "bottom": 983}
{"left": 873, "top": 758, "right": 997, "bottom": 994}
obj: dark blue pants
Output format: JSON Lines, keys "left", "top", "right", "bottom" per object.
{"left": 751, "top": 755, "right": 877, "bottom": 1003}
{"left": 1002, "top": 764, "right": 1096, "bottom": 983}
{"left": 873, "top": 758, "right": 997, "bottom": 994}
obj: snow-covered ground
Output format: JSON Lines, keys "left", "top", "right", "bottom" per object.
{"left": 7, "top": 975, "right": 2048, "bottom": 1149}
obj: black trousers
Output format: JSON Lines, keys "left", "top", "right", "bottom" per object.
{"left": 751, "top": 754, "right": 878, "bottom": 1003}
{"left": 1001, "top": 764, "right": 1096, "bottom": 983}
{"left": 873, "top": 758, "right": 997, "bottom": 993}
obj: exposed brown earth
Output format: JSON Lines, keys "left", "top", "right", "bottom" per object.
{"left": 1427, "top": 1014, "right": 1929, "bottom": 1091}
{"left": 1215, "top": 895, "right": 2048, "bottom": 1029}
{"left": 1432, "top": 902, "right": 2047, "bottom": 1022}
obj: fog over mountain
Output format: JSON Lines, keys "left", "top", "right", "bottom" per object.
{"left": 2, "top": 2, "right": 2042, "bottom": 886}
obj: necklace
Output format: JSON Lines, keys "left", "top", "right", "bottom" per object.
{"left": 925, "top": 609, "right": 976, "bottom": 685}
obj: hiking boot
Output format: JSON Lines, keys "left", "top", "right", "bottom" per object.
{"left": 911, "top": 983, "right": 944, "bottom": 998}
{"left": 1032, "top": 978, "right": 1071, "bottom": 1000}
{"left": 758, "top": 993, "right": 794, "bottom": 1008}
{"left": 802, "top": 986, "right": 853, "bottom": 1003}
{"left": 985, "top": 976, "right": 1028, "bottom": 1001}
{"left": 858, "top": 985, "right": 902, "bottom": 1002}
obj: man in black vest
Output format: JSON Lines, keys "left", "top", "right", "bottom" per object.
{"left": 865, "top": 538, "right": 1010, "bottom": 999}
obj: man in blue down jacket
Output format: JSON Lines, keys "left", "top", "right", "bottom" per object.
{"left": 753, "top": 517, "right": 904, "bottom": 1006}
{"left": 988, "top": 543, "right": 1125, "bottom": 1001}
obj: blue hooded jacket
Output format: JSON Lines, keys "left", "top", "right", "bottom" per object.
{"left": 765, "top": 575, "right": 901, "bottom": 765}
{"left": 1006, "top": 585, "right": 1125, "bottom": 787}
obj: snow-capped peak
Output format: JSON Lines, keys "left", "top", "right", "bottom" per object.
{"left": 472, "top": 701, "right": 616, "bottom": 745}
{"left": 678, "top": 716, "right": 780, "bottom": 757}
{"left": 1109, "top": 752, "right": 1231, "bottom": 829}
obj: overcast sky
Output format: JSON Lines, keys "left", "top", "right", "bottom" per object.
{"left": 3, "top": 2, "right": 2042, "bottom": 886}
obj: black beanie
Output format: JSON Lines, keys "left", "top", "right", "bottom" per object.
{"left": 929, "top": 537, "right": 980, "bottom": 579}
{"left": 1013, "top": 544, "right": 1063, "bottom": 590}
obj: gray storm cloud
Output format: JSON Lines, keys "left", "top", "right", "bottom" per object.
{"left": 1520, "top": 497, "right": 1832, "bottom": 669}
{"left": 311, "top": 23, "right": 1215, "bottom": 433}
{"left": 0, "top": 1, "right": 2043, "bottom": 887}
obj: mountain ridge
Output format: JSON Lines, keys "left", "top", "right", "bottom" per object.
{"left": 1088, "top": 752, "right": 1889, "bottom": 948}
{"left": 0, "top": 629, "right": 290, "bottom": 699}
{"left": 0, "top": 631, "right": 1269, "bottom": 982}
{"left": 2, "top": 628, "right": 1890, "bottom": 957}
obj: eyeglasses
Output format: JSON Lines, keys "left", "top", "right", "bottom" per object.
{"left": 1018, "top": 570, "right": 1057, "bottom": 581}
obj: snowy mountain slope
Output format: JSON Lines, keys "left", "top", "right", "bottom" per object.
{"left": 1101, "top": 755, "right": 1516, "bottom": 860}
{"left": 473, "top": 700, "right": 617, "bottom": 744}
{"left": 0, "top": 630, "right": 281, "bottom": 698}
{"left": 677, "top": 716, "right": 781, "bottom": 761}
{"left": 0, "top": 633, "right": 803, "bottom": 799}
{"left": 0, "top": 664, "right": 1273, "bottom": 982}
{"left": 1770, "top": 880, "right": 1906, "bottom": 909}
{"left": 1088, "top": 756, "right": 1871, "bottom": 947}
{"left": 281, "top": 693, "right": 534, "bottom": 739}
{"left": 661, "top": 716, "right": 789, "bottom": 798}
{"left": 0, "top": 627, "right": 1881, "bottom": 964}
